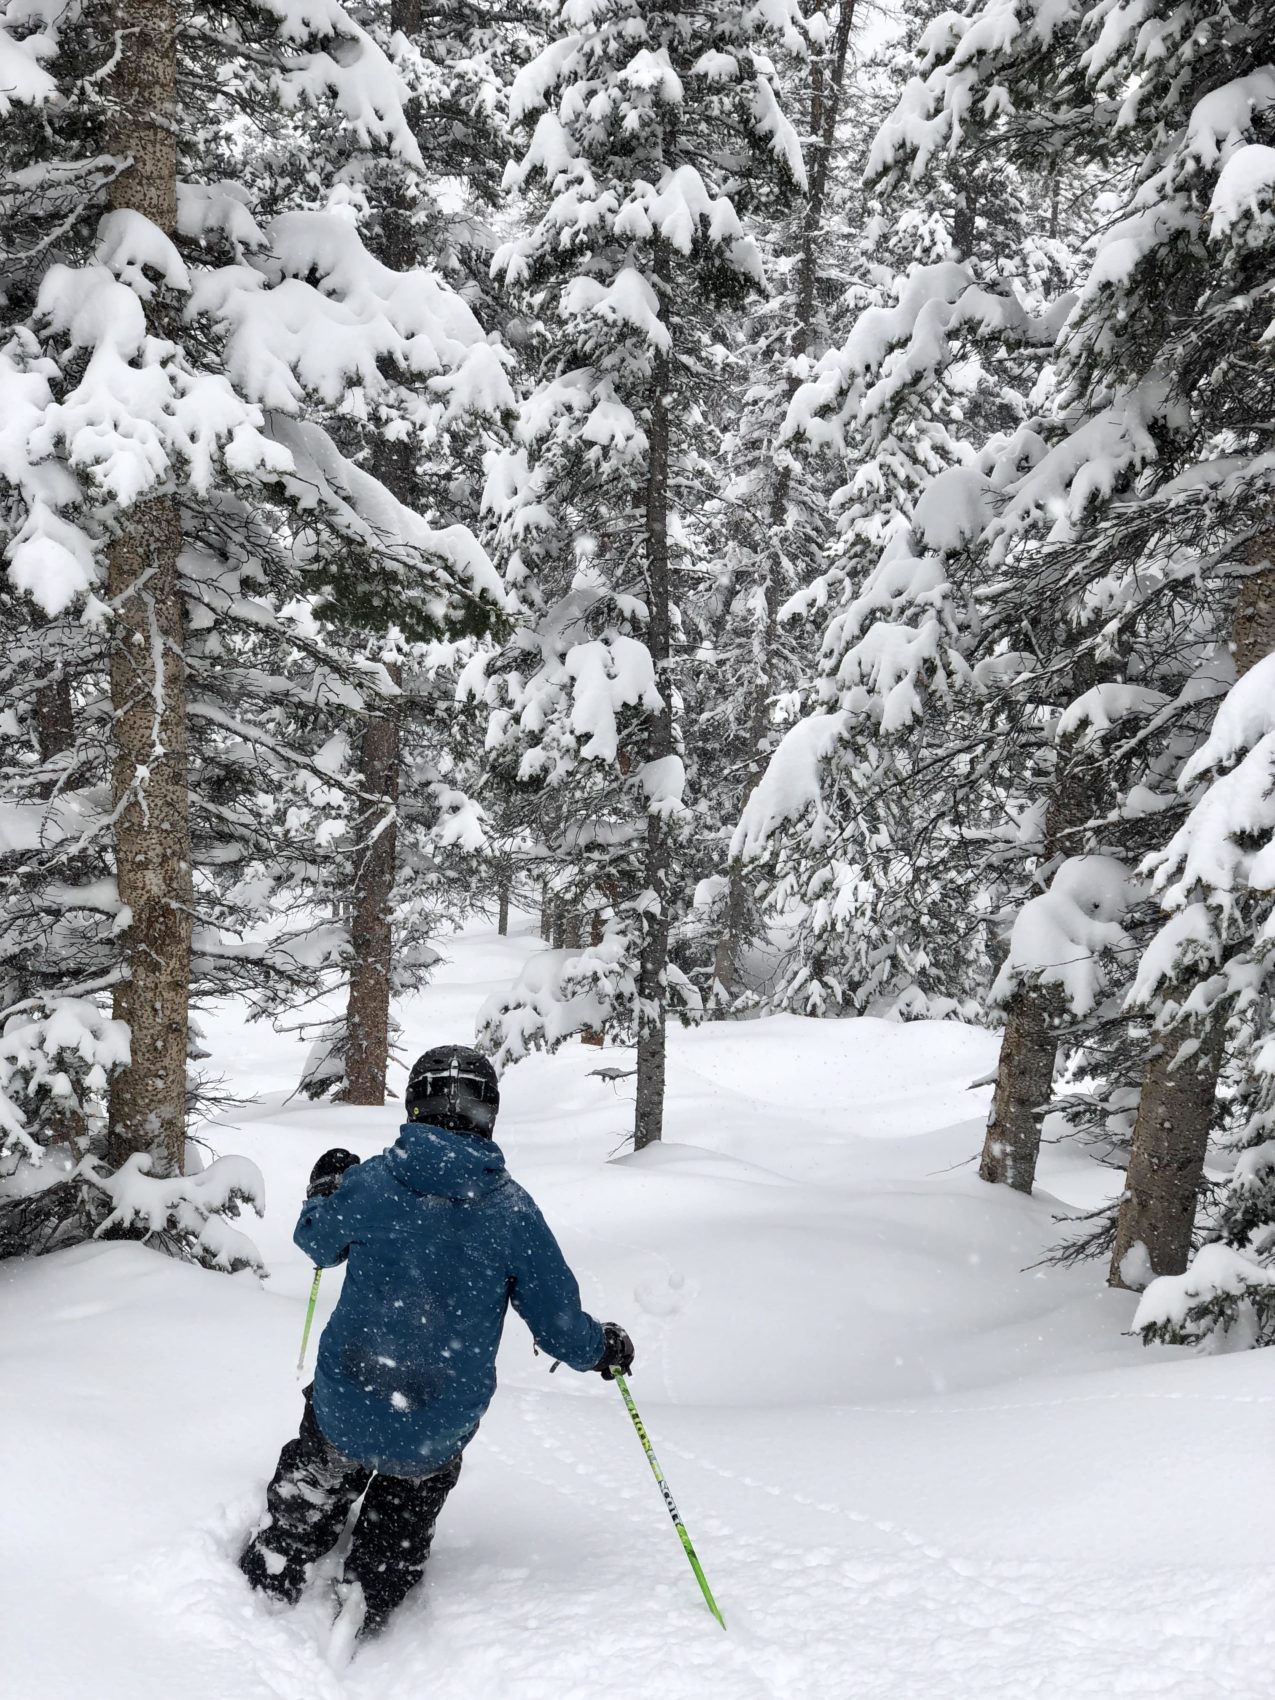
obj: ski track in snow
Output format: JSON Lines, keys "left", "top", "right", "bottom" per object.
{"left": 5, "top": 918, "right": 1275, "bottom": 1700}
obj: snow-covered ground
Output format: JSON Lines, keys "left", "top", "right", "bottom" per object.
{"left": 4, "top": 919, "right": 1273, "bottom": 1699}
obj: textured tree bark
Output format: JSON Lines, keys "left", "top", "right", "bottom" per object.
{"left": 979, "top": 657, "right": 1106, "bottom": 1193}
{"left": 978, "top": 991, "right": 1057, "bottom": 1191}
{"left": 1232, "top": 552, "right": 1275, "bottom": 674}
{"left": 336, "top": 402, "right": 408, "bottom": 1103}
{"left": 34, "top": 666, "right": 75, "bottom": 798}
{"left": 716, "top": 2, "right": 856, "bottom": 998}
{"left": 635, "top": 295, "right": 673, "bottom": 1151}
{"left": 104, "top": 0, "right": 191, "bottom": 1175}
{"left": 342, "top": 664, "right": 402, "bottom": 1105}
{"left": 1109, "top": 551, "right": 1275, "bottom": 1287}
{"left": 106, "top": 498, "right": 192, "bottom": 1174}
{"left": 1109, "top": 1020, "right": 1227, "bottom": 1287}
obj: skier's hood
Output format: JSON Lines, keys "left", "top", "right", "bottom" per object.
{"left": 385, "top": 1121, "right": 508, "bottom": 1201}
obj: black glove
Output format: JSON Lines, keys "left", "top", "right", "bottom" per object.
{"left": 596, "top": 1321, "right": 635, "bottom": 1381}
{"left": 307, "top": 1148, "right": 360, "bottom": 1199}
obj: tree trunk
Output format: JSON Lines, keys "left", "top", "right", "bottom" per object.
{"left": 496, "top": 864, "right": 511, "bottom": 936}
{"left": 716, "top": 557, "right": 778, "bottom": 1002}
{"left": 978, "top": 992, "right": 1057, "bottom": 1190}
{"left": 799, "top": 1, "right": 857, "bottom": 340}
{"left": 106, "top": 496, "right": 191, "bottom": 1173}
{"left": 713, "top": 870, "right": 750, "bottom": 1002}
{"left": 978, "top": 657, "right": 1107, "bottom": 1193}
{"left": 1233, "top": 550, "right": 1275, "bottom": 672}
{"left": 635, "top": 267, "right": 674, "bottom": 1151}
{"left": 34, "top": 665, "right": 74, "bottom": 798}
{"left": 1109, "top": 549, "right": 1275, "bottom": 1287}
{"left": 952, "top": 179, "right": 978, "bottom": 263}
{"left": 104, "top": 0, "right": 190, "bottom": 1176}
{"left": 1109, "top": 1020, "right": 1227, "bottom": 1287}
{"left": 391, "top": 0, "right": 422, "bottom": 32}
{"left": 338, "top": 1, "right": 424, "bottom": 1100}
{"left": 342, "top": 665, "right": 402, "bottom": 1105}
{"left": 716, "top": 3, "right": 857, "bottom": 999}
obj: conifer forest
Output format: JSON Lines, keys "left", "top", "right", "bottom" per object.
{"left": 2, "top": 2, "right": 1273, "bottom": 1696}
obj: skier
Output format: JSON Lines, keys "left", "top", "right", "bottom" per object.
{"left": 239, "top": 1044, "right": 635, "bottom": 1643}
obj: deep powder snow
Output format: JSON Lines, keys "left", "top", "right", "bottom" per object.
{"left": 3, "top": 920, "right": 1272, "bottom": 1700}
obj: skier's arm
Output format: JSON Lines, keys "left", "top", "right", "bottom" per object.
{"left": 508, "top": 1194, "right": 606, "bottom": 1372}
{"left": 293, "top": 1160, "right": 364, "bottom": 1268}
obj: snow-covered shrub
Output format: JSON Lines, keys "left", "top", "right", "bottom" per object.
{"left": 1135, "top": 1245, "right": 1275, "bottom": 1353}
{"left": 478, "top": 930, "right": 703, "bottom": 1070}
{"left": 0, "top": 1001, "right": 129, "bottom": 1175}
{"left": 82, "top": 1153, "right": 265, "bottom": 1276}
{"left": 0, "top": 1000, "right": 265, "bottom": 1273}
{"left": 991, "top": 858, "right": 1134, "bottom": 1021}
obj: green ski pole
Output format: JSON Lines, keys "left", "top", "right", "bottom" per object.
{"left": 296, "top": 1267, "right": 322, "bottom": 1378}
{"left": 612, "top": 1371, "right": 726, "bottom": 1629}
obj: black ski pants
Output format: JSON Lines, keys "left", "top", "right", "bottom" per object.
{"left": 239, "top": 1386, "right": 463, "bottom": 1627}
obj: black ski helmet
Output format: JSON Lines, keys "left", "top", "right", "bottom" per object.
{"left": 405, "top": 1045, "right": 500, "bottom": 1137}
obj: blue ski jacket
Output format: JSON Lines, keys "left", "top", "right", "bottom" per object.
{"left": 294, "top": 1123, "right": 605, "bottom": 1476}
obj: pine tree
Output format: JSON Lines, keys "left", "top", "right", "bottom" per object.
{"left": 0, "top": 0, "right": 504, "bottom": 1257}
{"left": 692, "top": 0, "right": 864, "bottom": 1007}
{"left": 834, "top": 0, "right": 1275, "bottom": 1291}
{"left": 307, "top": 0, "right": 520, "bottom": 1105}
{"left": 735, "top": 0, "right": 1075, "bottom": 1027}
{"left": 475, "top": 0, "right": 807, "bottom": 1144}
